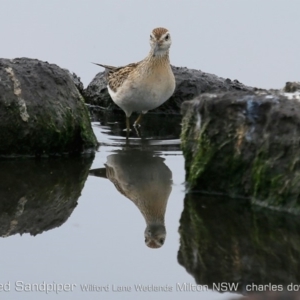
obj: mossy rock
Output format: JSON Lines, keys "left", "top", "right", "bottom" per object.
{"left": 181, "top": 91, "right": 300, "bottom": 213}
{"left": 0, "top": 57, "right": 97, "bottom": 157}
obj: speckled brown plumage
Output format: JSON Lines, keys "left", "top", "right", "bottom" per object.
{"left": 93, "top": 62, "right": 140, "bottom": 92}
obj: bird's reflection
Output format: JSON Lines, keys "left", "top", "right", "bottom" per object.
{"left": 90, "top": 150, "right": 172, "bottom": 248}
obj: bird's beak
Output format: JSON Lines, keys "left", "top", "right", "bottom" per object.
{"left": 153, "top": 42, "right": 162, "bottom": 54}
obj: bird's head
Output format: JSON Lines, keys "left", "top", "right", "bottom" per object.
{"left": 149, "top": 27, "right": 172, "bottom": 57}
{"left": 144, "top": 223, "right": 166, "bottom": 249}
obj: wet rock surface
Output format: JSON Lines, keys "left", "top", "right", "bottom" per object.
{"left": 181, "top": 89, "right": 300, "bottom": 213}
{"left": 0, "top": 57, "right": 97, "bottom": 157}
{"left": 83, "top": 66, "right": 253, "bottom": 114}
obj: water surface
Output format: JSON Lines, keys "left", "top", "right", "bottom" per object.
{"left": 0, "top": 112, "right": 236, "bottom": 299}
{"left": 4, "top": 112, "right": 296, "bottom": 299}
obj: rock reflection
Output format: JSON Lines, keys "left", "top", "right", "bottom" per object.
{"left": 178, "top": 193, "right": 300, "bottom": 293}
{"left": 0, "top": 156, "right": 94, "bottom": 237}
{"left": 233, "top": 292, "right": 300, "bottom": 300}
{"left": 90, "top": 150, "right": 172, "bottom": 248}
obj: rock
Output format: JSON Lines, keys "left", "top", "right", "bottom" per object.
{"left": 178, "top": 193, "right": 300, "bottom": 294}
{"left": 83, "top": 71, "right": 112, "bottom": 110}
{"left": 0, "top": 57, "right": 97, "bottom": 157}
{"left": 83, "top": 66, "right": 253, "bottom": 114}
{"left": 65, "top": 69, "right": 85, "bottom": 94}
{"left": 0, "top": 156, "right": 93, "bottom": 236}
{"left": 181, "top": 90, "right": 300, "bottom": 213}
{"left": 284, "top": 81, "right": 300, "bottom": 93}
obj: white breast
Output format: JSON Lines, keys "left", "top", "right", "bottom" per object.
{"left": 107, "top": 67, "right": 175, "bottom": 117}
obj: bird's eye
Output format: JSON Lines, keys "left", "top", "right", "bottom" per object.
{"left": 150, "top": 35, "right": 153, "bottom": 39}
{"left": 159, "top": 239, "right": 164, "bottom": 245}
{"left": 165, "top": 34, "right": 169, "bottom": 41}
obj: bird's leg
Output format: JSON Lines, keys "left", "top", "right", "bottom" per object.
{"left": 126, "top": 117, "right": 130, "bottom": 131}
{"left": 133, "top": 125, "right": 141, "bottom": 138}
{"left": 123, "top": 116, "right": 131, "bottom": 132}
{"left": 133, "top": 114, "right": 143, "bottom": 127}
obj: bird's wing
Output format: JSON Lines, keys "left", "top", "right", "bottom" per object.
{"left": 105, "top": 164, "right": 129, "bottom": 199}
{"left": 103, "top": 62, "right": 140, "bottom": 92}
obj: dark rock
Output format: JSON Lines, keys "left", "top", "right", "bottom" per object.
{"left": 178, "top": 193, "right": 300, "bottom": 294}
{"left": 83, "top": 66, "right": 253, "bottom": 114}
{"left": 65, "top": 69, "right": 85, "bottom": 94}
{"left": 0, "top": 57, "right": 97, "bottom": 157}
{"left": 284, "top": 81, "right": 300, "bottom": 93}
{"left": 181, "top": 90, "right": 300, "bottom": 213}
{"left": 0, "top": 156, "right": 93, "bottom": 236}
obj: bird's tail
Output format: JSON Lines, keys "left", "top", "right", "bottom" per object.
{"left": 92, "top": 62, "right": 105, "bottom": 68}
{"left": 92, "top": 62, "right": 116, "bottom": 71}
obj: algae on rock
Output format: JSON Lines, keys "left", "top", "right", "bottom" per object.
{"left": 181, "top": 91, "right": 300, "bottom": 213}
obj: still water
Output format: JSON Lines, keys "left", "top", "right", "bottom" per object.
{"left": 2, "top": 111, "right": 298, "bottom": 299}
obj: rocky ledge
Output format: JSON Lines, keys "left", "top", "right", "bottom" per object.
{"left": 0, "top": 58, "right": 97, "bottom": 157}
{"left": 83, "top": 66, "right": 252, "bottom": 114}
{"left": 181, "top": 84, "right": 300, "bottom": 213}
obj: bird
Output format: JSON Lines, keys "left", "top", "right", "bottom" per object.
{"left": 93, "top": 27, "right": 176, "bottom": 131}
{"left": 89, "top": 150, "right": 172, "bottom": 248}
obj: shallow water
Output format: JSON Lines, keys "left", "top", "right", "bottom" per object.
{"left": 0, "top": 112, "right": 240, "bottom": 300}
{"left": 2, "top": 112, "right": 299, "bottom": 299}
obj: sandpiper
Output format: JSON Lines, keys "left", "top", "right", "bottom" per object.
{"left": 94, "top": 27, "right": 176, "bottom": 131}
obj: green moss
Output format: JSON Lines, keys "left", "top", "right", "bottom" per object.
{"left": 250, "top": 148, "right": 299, "bottom": 209}
{"left": 181, "top": 112, "right": 239, "bottom": 192}
{"left": 181, "top": 109, "right": 215, "bottom": 188}
{"left": 188, "top": 130, "right": 216, "bottom": 188}
{"left": 251, "top": 151, "right": 269, "bottom": 199}
{"left": 0, "top": 98, "right": 96, "bottom": 157}
{"left": 78, "top": 104, "right": 97, "bottom": 148}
